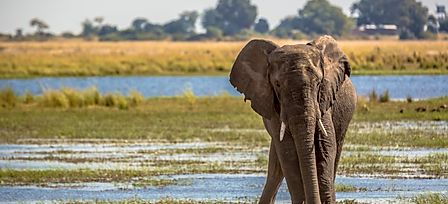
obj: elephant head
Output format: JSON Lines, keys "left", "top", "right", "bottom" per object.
{"left": 229, "top": 35, "right": 350, "bottom": 203}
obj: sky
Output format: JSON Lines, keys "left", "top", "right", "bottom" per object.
{"left": 1, "top": 0, "right": 447, "bottom": 35}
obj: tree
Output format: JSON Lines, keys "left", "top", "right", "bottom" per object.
{"left": 254, "top": 18, "right": 269, "bottom": 33}
{"left": 273, "top": 0, "right": 352, "bottom": 37}
{"left": 164, "top": 11, "right": 198, "bottom": 34}
{"left": 81, "top": 19, "right": 96, "bottom": 37}
{"left": 298, "top": 0, "right": 353, "bottom": 36}
{"left": 15, "top": 29, "right": 23, "bottom": 38}
{"left": 132, "top": 18, "right": 148, "bottom": 31}
{"left": 98, "top": 25, "right": 118, "bottom": 36}
{"left": 202, "top": 0, "right": 258, "bottom": 36}
{"left": 30, "top": 18, "right": 49, "bottom": 34}
{"left": 440, "top": 19, "right": 448, "bottom": 33}
{"left": 351, "top": 0, "right": 428, "bottom": 39}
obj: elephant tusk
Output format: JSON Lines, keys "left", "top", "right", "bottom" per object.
{"left": 279, "top": 121, "right": 286, "bottom": 142}
{"left": 318, "top": 119, "right": 328, "bottom": 137}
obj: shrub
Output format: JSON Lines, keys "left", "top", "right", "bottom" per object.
{"left": 0, "top": 87, "right": 17, "bottom": 108}
{"left": 102, "top": 93, "right": 128, "bottom": 110}
{"left": 379, "top": 90, "right": 390, "bottom": 103}
{"left": 102, "top": 93, "right": 116, "bottom": 107}
{"left": 116, "top": 95, "right": 129, "bottom": 110}
{"left": 412, "top": 193, "right": 448, "bottom": 204}
{"left": 23, "top": 91, "right": 34, "bottom": 104}
{"left": 83, "top": 87, "right": 100, "bottom": 106}
{"left": 406, "top": 95, "right": 413, "bottom": 103}
{"left": 182, "top": 87, "right": 196, "bottom": 107}
{"left": 129, "top": 90, "right": 144, "bottom": 106}
{"left": 368, "top": 89, "right": 378, "bottom": 102}
{"left": 41, "top": 90, "right": 69, "bottom": 108}
{"left": 62, "top": 88, "right": 85, "bottom": 107}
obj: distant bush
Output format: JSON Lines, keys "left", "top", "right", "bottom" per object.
{"left": 0, "top": 87, "right": 17, "bottom": 108}
{"left": 62, "top": 88, "right": 85, "bottom": 107}
{"left": 379, "top": 90, "right": 390, "bottom": 103}
{"left": 23, "top": 91, "right": 34, "bottom": 104}
{"left": 182, "top": 87, "right": 196, "bottom": 107}
{"left": 30, "top": 87, "right": 143, "bottom": 109}
{"left": 101, "top": 93, "right": 128, "bottom": 110}
{"left": 129, "top": 90, "right": 145, "bottom": 107}
{"left": 41, "top": 90, "right": 70, "bottom": 108}
{"left": 406, "top": 95, "right": 413, "bottom": 103}
{"left": 368, "top": 90, "right": 378, "bottom": 102}
{"left": 83, "top": 87, "right": 101, "bottom": 106}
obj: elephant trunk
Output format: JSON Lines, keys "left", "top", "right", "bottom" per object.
{"left": 286, "top": 87, "right": 321, "bottom": 204}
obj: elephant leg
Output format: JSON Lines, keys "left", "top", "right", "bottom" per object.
{"left": 331, "top": 79, "right": 357, "bottom": 201}
{"left": 316, "top": 110, "right": 337, "bottom": 204}
{"left": 263, "top": 118, "right": 305, "bottom": 204}
{"left": 259, "top": 142, "right": 283, "bottom": 204}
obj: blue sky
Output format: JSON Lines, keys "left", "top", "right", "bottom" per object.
{"left": 1, "top": 0, "right": 447, "bottom": 34}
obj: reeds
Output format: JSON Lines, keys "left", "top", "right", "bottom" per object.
{"left": 0, "top": 87, "right": 17, "bottom": 108}
{"left": 368, "top": 89, "right": 390, "bottom": 103}
{"left": 0, "top": 87, "right": 145, "bottom": 109}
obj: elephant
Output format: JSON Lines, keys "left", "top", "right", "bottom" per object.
{"left": 229, "top": 35, "right": 356, "bottom": 204}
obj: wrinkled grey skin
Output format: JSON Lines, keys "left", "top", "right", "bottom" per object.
{"left": 229, "top": 36, "right": 356, "bottom": 204}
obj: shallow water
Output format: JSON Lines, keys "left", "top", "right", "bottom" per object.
{"left": 1, "top": 75, "right": 447, "bottom": 99}
{"left": 351, "top": 121, "right": 448, "bottom": 135}
{"left": 1, "top": 174, "right": 447, "bottom": 203}
{"left": 1, "top": 136, "right": 447, "bottom": 203}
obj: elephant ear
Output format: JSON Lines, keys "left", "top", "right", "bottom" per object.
{"left": 229, "top": 39, "right": 279, "bottom": 120}
{"left": 308, "top": 35, "right": 351, "bottom": 115}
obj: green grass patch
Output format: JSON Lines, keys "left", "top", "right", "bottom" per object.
{"left": 0, "top": 166, "right": 262, "bottom": 186}
{"left": 339, "top": 153, "right": 448, "bottom": 177}
{"left": 335, "top": 184, "right": 367, "bottom": 192}
{"left": 410, "top": 193, "right": 448, "bottom": 204}
{"left": 0, "top": 95, "right": 447, "bottom": 147}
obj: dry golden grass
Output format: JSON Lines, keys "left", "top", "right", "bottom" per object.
{"left": 0, "top": 39, "right": 447, "bottom": 77}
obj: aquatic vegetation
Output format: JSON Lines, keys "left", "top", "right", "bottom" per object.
{"left": 102, "top": 93, "right": 129, "bottom": 110}
{"left": 368, "top": 90, "right": 378, "bottom": 102}
{"left": 131, "top": 178, "right": 192, "bottom": 188}
{"left": 41, "top": 89, "right": 70, "bottom": 108}
{"left": 0, "top": 166, "right": 261, "bottom": 185}
{"left": 334, "top": 184, "right": 367, "bottom": 192}
{"left": 0, "top": 86, "right": 17, "bottom": 108}
{"left": 129, "top": 90, "right": 145, "bottom": 107}
{"left": 1, "top": 40, "right": 448, "bottom": 77}
{"left": 182, "top": 87, "right": 197, "bottom": 107}
{"left": 411, "top": 192, "right": 448, "bottom": 204}
{"left": 339, "top": 153, "right": 448, "bottom": 177}
{"left": 23, "top": 91, "right": 34, "bottom": 104}
{"left": 0, "top": 95, "right": 446, "bottom": 146}
{"left": 1, "top": 141, "right": 447, "bottom": 203}
{"left": 379, "top": 90, "right": 390, "bottom": 103}
{"left": 82, "top": 197, "right": 256, "bottom": 204}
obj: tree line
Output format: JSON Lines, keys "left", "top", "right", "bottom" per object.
{"left": 4, "top": 0, "right": 446, "bottom": 41}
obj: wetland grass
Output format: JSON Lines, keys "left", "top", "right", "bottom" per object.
{"left": 0, "top": 165, "right": 262, "bottom": 186}
{"left": 1, "top": 40, "right": 448, "bottom": 77}
{"left": 411, "top": 193, "right": 448, "bottom": 204}
{"left": 0, "top": 88, "right": 446, "bottom": 147}
{"left": 339, "top": 153, "right": 448, "bottom": 177}
{"left": 334, "top": 184, "right": 367, "bottom": 192}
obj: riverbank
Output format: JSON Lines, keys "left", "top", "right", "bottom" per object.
{"left": 1, "top": 91, "right": 447, "bottom": 145}
{"left": 1, "top": 40, "right": 448, "bottom": 77}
